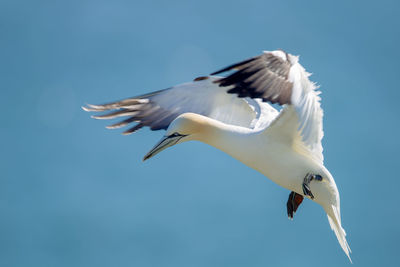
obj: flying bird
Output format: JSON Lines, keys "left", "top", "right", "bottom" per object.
{"left": 83, "top": 50, "right": 351, "bottom": 261}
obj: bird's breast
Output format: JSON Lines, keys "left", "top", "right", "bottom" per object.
{"left": 197, "top": 125, "right": 320, "bottom": 194}
{"left": 214, "top": 133, "right": 318, "bottom": 193}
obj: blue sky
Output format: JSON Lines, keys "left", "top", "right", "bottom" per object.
{"left": 1, "top": 0, "right": 399, "bottom": 266}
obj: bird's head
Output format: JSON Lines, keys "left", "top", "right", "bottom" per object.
{"left": 143, "top": 113, "right": 206, "bottom": 161}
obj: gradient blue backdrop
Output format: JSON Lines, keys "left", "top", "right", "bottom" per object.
{"left": 1, "top": 0, "right": 399, "bottom": 266}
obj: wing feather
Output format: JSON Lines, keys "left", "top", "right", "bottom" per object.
{"left": 83, "top": 77, "right": 279, "bottom": 135}
{"left": 212, "top": 50, "right": 324, "bottom": 162}
{"left": 84, "top": 49, "right": 323, "bottom": 162}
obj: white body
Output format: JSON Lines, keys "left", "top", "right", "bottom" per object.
{"left": 178, "top": 112, "right": 350, "bottom": 261}
{"left": 84, "top": 50, "right": 351, "bottom": 261}
{"left": 191, "top": 111, "right": 334, "bottom": 207}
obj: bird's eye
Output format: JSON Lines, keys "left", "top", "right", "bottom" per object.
{"left": 168, "top": 132, "right": 188, "bottom": 138}
{"left": 169, "top": 132, "right": 182, "bottom": 137}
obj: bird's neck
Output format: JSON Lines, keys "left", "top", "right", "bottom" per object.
{"left": 191, "top": 116, "right": 255, "bottom": 162}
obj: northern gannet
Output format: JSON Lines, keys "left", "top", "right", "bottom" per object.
{"left": 83, "top": 50, "right": 351, "bottom": 261}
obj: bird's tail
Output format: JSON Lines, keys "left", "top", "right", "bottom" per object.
{"left": 326, "top": 204, "right": 352, "bottom": 262}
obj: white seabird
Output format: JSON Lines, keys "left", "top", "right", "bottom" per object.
{"left": 83, "top": 50, "right": 351, "bottom": 261}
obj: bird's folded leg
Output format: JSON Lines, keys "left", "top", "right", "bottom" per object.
{"left": 314, "top": 174, "right": 323, "bottom": 181}
{"left": 302, "top": 173, "right": 323, "bottom": 199}
{"left": 302, "top": 182, "right": 314, "bottom": 199}
{"left": 287, "top": 191, "right": 304, "bottom": 220}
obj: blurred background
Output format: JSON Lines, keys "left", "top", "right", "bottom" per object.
{"left": 1, "top": 0, "right": 399, "bottom": 266}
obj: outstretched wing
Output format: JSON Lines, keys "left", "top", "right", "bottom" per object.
{"left": 83, "top": 76, "right": 278, "bottom": 135}
{"left": 212, "top": 50, "right": 324, "bottom": 163}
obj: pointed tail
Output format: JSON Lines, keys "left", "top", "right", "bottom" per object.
{"left": 327, "top": 205, "right": 352, "bottom": 262}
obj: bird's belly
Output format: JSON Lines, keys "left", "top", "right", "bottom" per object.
{"left": 258, "top": 155, "right": 306, "bottom": 193}
{"left": 234, "top": 141, "right": 313, "bottom": 194}
{"left": 204, "top": 130, "right": 318, "bottom": 194}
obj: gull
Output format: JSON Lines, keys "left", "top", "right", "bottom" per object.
{"left": 83, "top": 50, "right": 351, "bottom": 261}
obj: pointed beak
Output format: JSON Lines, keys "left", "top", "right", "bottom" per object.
{"left": 143, "top": 134, "right": 185, "bottom": 161}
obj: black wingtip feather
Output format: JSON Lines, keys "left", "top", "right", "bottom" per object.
{"left": 210, "top": 56, "right": 258, "bottom": 75}
{"left": 212, "top": 52, "right": 293, "bottom": 106}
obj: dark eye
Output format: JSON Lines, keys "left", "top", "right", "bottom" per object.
{"left": 168, "top": 132, "right": 188, "bottom": 138}
{"left": 169, "top": 132, "right": 180, "bottom": 137}
{"left": 169, "top": 132, "right": 187, "bottom": 138}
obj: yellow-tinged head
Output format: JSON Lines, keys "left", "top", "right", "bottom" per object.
{"left": 143, "top": 113, "right": 211, "bottom": 161}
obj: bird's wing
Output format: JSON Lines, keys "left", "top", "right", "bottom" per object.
{"left": 212, "top": 50, "right": 324, "bottom": 163}
{"left": 83, "top": 76, "right": 278, "bottom": 135}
